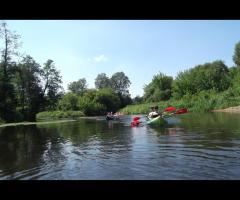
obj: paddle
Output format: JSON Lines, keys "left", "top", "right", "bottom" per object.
{"left": 174, "top": 108, "right": 187, "bottom": 114}
{"left": 131, "top": 107, "right": 187, "bottom": 122}
{"left": 164, "top": 106, "right": 176, "bottom": 112}
{"left": 131, "top": 107, "right": 188, "bottom": 127}
{"left": 162, "top": 107, "right": 187, "bottom": 117}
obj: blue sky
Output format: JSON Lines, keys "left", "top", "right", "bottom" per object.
{"left": 4, "top": 20, "right": 240, "bottom": 97}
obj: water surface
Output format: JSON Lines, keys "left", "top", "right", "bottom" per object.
{"left": 0, "top": 113, "right": 240, "bottom": 180}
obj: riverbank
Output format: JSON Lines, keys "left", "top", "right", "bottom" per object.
{"left": 0, "top": 119, "right": 78, "bottom": 128}
{"left": 212, "top": 106, "right": 240, "bottom": 113}
{"left": 36, "top": 110, "right": 85, "bottom": 121}
{"left": 120, "top": 90, "right": 240, "bottom": 115}
{"left": 0, "top": 116, "right": 104, "bottom": 128}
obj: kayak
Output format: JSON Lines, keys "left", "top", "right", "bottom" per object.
{"left": 106, "top": 115, "right": 119, "bottom": 120}
{"left": 146, "top": 115, "right": 167, "bottom": 126}
{"left": 162, "top": 111, "right": 174, "bottom": 118}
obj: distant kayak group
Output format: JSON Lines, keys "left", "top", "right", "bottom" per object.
{"left": 106, "top": 112, "right": 123, "bottom": 120}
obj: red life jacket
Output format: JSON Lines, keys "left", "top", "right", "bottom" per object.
{"left": 131, "top": 120, "right": 140, "bottom": 127}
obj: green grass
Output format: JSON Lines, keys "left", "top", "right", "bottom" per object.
{"left": 36, "top": 110, "right": 85, "bottom": 121}
{"left": 120, "top": 90, "right": 240, "bottom": 114}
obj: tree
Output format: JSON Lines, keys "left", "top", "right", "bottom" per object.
{"left": 14, "top": 56, "right": 43, "bottom": 120}
{"left": 233, "top": 41, "right": 240, "bottom": 67}
{"left": 41, "top": 59, "right": 63, "bottom": 110}
{"left": 94, "top": 88, "right": 120, "bottom": 112}
{"left": 58, "top": 92, "right": 79, "bottom": 111}
{"left": 132, "top": 95, "right": 143, "bottom": 104}
{"left": 110, "top": 72, "right": 131, "bottom": 107}
{"left": 95, "top": 73, "right": 111, "bottom": 89}
{"left": 110, "top": 72, "right": 131, "bottom": 95}
{"left": 68, "top": 78, "right": 87, "bottom": 95}
{"left": 76, "top": 89, "right": 98, "bottom": 116}
{"left": 172, "top": 60, "right": 230, "bottom": 99}
{"left": 0, "top": 22, "right": 21, "bottom": 121}
{"left": 143, "top": 72, "right": 173, "bottom": 102}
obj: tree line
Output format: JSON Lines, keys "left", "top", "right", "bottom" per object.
{"left": 2, "top": 21, "right": 240, "bottom": 122}
{"left": 0, "top": 22, "right": 132, "bottom": 122}
{"left": 58, "top": 71, "right": 132, "bottom": 116}
{"left": 0, "top": 22, "right": 63, "bottom": 122}
{"left": 140, "top": 41, "right": 240, "bottom": 103}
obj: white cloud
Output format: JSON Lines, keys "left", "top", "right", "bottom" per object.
{"left": 93, "top": 54, "right": 108, "bottom": 62}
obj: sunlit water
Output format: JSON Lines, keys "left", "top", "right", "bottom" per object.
{"left": 0, "top": 113, "right": 240, "bottom": 180}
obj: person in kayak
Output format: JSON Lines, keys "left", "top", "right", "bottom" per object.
{"left": 131, "top": 116, "right": 141, "bottom": 127}
{"left": 147, "top": 106, "right": 159, "bottom": 119}
{"left": 147, "top": 106, "right": 154, "bottom": 118}
{"left": 106, "top": 112, "right": 114, "bottom": 120}
{"left": 154, "top": 106, "right": 162, "bottom": 117}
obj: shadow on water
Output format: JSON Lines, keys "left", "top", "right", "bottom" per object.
{"left": 0, "top": 118, "right": 134, "bottom": 179}
{"left": 0, "top": 124, "right": 73, "bottom": 179}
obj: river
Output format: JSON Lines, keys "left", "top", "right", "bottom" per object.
{"left": 0, "top": 112, "right": 240, "bottom": 180}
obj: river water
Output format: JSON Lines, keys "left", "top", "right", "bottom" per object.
{"left": 0, "top": 113, "right": 240, "bottom": 180}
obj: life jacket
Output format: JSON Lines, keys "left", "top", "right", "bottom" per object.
{"left": 131, "top": 120, "right": 140, "bottom": 127}
{"left": 131, "top": 117, "right": 140, "bottom": 127}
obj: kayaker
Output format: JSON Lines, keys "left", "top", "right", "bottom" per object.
{"left": 154, "top": 106, "right": 162, "bottom": 117}
{"left": 148, "top": 106, "right": 161, "bottom": 119}
{"left": 131, "top": 116, "right": 141, "bottom": 127}
{"left": 106, "top": 112, "right": 114, "bottom": 120}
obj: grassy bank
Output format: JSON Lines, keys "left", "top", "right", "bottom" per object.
{"left": 0, "top": 119, "right": 78, "bottom": 128}
{"left": 120, "top": 90, "right": 240, "bottom": 114}
{"left": 36, "top": 110, "right": 85, "bottom": 121}
{"left": 0, "top": 111, "right": 85, "bottom": 127}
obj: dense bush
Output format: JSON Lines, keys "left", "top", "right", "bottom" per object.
{"left": 36, "top": 110, "right": 85, "bottom": 120}
{"left": 94, "top": 88, "right": 120, "bottom": 111}
{"left": 143, "top": 72, "right": 173, "bottom": 102}
{"left": 172, "top": 61, "right": 231, "bottom": 99}
{"left": 77, "top": 97, "right": 106, "bottom": 116}
{"left": 56, "top": 88, "right": 122, "bottom": 116}
{"left": 57, "top": 92, "right": 79, "bottom": 111}
{"left": 120, "top": 88, "right": 240, "bottom": 114}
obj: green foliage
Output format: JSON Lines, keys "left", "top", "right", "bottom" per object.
{"left": 0, "top": 22, "right": 20, "bottom": 122}
{"left": 110, "top": 72, "right": 131, "bottom": 96}
{"left": 57, "top": 92, "right": 79, "bottom": 111}
{"left": 94, "top": 88, "right": 120, "bottom": 112}
{"left": 132, "top": 95, "right": 143, "bottom": 104}
{"left": 0, "top": 117, "right": 5, "bottom": 124}
{"left": 0, "top": 23, "right": 63, "bottom": 122}
{"left": 143, "top": 72, "right": 173, "bottom": 102}
{"left": 94, "top": 72, "right": 132, "bottom": 108}
{"left": 95, "top": 73, "right": 111, "bottom": 89}
{"left": 2, "top": 20, "right": 240, "bottom": 122}
{"left": 13, "top": 55, "right": 43, "bottom": 121}
{"left": 233, "top": 41, "right": 240, "bottom": 67}
{"left": 118, "top": 93, "right": 132, "bottom": 108}
{"left": 121, "top": 88, "right": 240, "bottom": 114}
{"left": 41, "top": 59, "right": 63, "bottom": 110}
{"left": 68, "top": 78, "right": 87, "bottom": 95}
{"left": 76, "top": 88, "right": 121, "bottom": 115}
{"left": 229, "top": 67, "right": 240, "bottom": 95}
{"left": 36, "top": 110, "right": 84, "bottom": 120}
{"left": 172, "top": 61, "right": 230, "bottom": 99}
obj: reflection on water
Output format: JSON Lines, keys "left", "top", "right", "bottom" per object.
{"left": 0, "top": 113, "right": 240, "bottom": 179}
